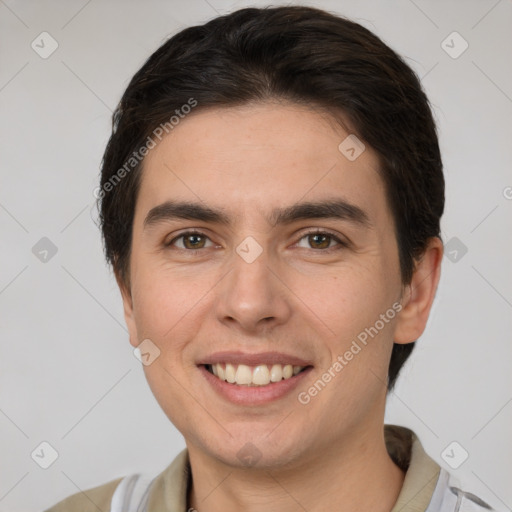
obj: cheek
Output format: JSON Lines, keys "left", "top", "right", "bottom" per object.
{"left": 130, "top": 263, "right": 217, "bottom": 370}
{"left": 305, "top": 268, "right": 398, "bottom": 403}
{"left": 131, "top": 263, "right": 197, "bottom": 336}
{"left": 131, "top": 270, "right": 198, "bottom": 416}
{"left": 131, "top": 279, "right": 170, "bottom": 338}
{"left": 303, "top": 264, "right": 392, "bottom": 340}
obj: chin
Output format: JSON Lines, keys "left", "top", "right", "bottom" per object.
{"left": 191, "top": 427, "right": 310, "bottom": 471}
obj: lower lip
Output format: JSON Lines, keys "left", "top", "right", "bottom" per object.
{"left": 199, "top": 365, "right": 313, "bottom": 405}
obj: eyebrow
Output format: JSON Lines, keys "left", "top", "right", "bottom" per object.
{"left": 143, "top": 199, "right": 372, "bottom": 230}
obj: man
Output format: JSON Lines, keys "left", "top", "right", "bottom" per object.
{"left": 46, "top": 5, "right": 493, "bottom": 511}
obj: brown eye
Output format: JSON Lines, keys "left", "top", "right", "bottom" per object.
{"left": 308, "top": 233, "right": 332, "bottom": 249}
{"left": 168, "top": 232, "right": 213, "bottom": 250}
{"left": 183, "top": 234, "right": 206, "bottom": 249}
{"left": 296, "top": 231, "right": 346, "bottom": 251}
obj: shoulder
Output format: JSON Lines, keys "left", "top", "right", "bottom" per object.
{"left": 386, "top": 425, "right": 494, "bottom": 512}
{"left": 428, "top": 468, "right": 494, "bottom": 512}
{"left": 43, "top": 450, "right": 190, "bottom": 512}
{"left": 43, "top": 476, "right": 123, "bottom": 512}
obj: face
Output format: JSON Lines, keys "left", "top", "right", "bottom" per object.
{"left": 121, "top": 102, "right": 409, "bottom": 468}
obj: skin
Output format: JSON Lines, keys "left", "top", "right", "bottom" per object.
{"left": 118, "top": 101, "right": 443, "bottom": 512}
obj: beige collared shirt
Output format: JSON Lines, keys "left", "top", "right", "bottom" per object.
{"left": 44, "top": 425, "right": 443, "bottom": 512}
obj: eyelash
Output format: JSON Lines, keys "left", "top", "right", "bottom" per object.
{"left": 165, "top": 229, "right": 348, "bottom": 253}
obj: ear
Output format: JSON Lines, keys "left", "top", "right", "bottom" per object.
{"left": 115, "top": 270, "right": 140, "bottom": 349}
{"left": 394, "top": 237, "right": 443, "bottom": 344}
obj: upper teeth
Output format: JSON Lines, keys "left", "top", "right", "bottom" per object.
{"left": 209, "top": 363, "right": 304, "bottom": 386}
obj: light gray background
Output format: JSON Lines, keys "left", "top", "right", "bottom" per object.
{"left": 1, "top": 1, "right": 511, "bottom": 511}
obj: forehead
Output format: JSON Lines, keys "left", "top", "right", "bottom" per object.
{"left": 136, "top": 102, "right": 390, "bottom": 228}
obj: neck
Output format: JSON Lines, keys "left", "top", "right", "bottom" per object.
{"left": 186, "top": 424, "right": 405, "bottom": 512}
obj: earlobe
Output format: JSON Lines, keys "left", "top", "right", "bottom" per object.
{"left": 394, "top": 237, "right": 444, "bottom": 345}
{"left": 115, "top": 271, "right": 140, "bottom": 348}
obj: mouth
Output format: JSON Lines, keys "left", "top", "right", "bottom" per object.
{"left": 197, "top": 352, "right": 314, "bottom": 405}
{"left": 203, "top": 362, "right": 310, "bottom": 387}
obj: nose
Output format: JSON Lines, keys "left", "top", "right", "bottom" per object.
{"left": 214, "top": 244, "right": 292, "bottom": 334}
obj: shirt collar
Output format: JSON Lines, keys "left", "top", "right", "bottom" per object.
{"left": 387, "top": 425, "right": 441, "bottom": 512}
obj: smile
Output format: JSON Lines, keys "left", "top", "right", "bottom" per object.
{"left": 205, "top": 363, "right": 307, "bottom": 386}
{"left": 198, "top": 351, "right": 314, "bottom": 404}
